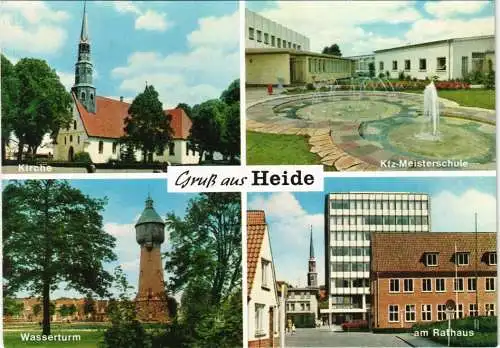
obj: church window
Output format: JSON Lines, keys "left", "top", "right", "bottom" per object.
{"left": 70, "top": 135, "right": 73, "bottom": 143}
{"left": 98, "top": 141, "right": 103, "bottom": 154}
{"left": 186, "top": 143, "right": 189, "bottom": 156}
{"left": 169, "top": 143, "right": 175, "bottom": 156}
{"left": 77, "top": 136, "right": 80, "bottom": 144}
{"left": 90, "top": 93, "right": 94, "bottom": 101}
{"left": 73, "top": 120, "right": 77, "bottom": 130}
{"left": 81, "top": 92, "right": 86, "bottom": 101}
{"left": 112, "top": 143, "right": 117, "bottom": 154}
{"left": 64, "top": 136, "right": 67, "bottom": 145}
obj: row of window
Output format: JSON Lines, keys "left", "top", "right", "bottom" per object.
{"left": 331, "top": 246, "right": 370, "bottom": 257}
{"left": 331, "top": 231, "right": 370, "bottom": 241}
{"left": 330, "top": 199, "right": 428, "bottom": 210}
{"left": 64, "top": 135, "right": 81, "bottom": 146}
{"left": 389, "top": 277, "right": 496, "bottom": 293}
{"left": 388, "top": 303, "right": 495, "bottom": 323}
{"left": 334, "top": 278, "right": 369, "bottom": 288}
{"left": 307, "top": 58, "right": 351, "bottom": 74}
{"left": 330, "top": 215, "right": 429, "bottom": 226}
{"left": 331, "top": 262, "right": 370, "bottom": 273}
{"left": 424, "top": 251, "right": 497, "bottom": 267}
{"left": 379, "top": 58, "right": 446, "bottom": 72}
{"left": 287, "top": 302, "right": 311, "bottom": 312}
{"left": 248, "top": 27, "right": 302, "bottom": 50}
{"left": 94, "top": 142, "right": 178, "bottom": 156}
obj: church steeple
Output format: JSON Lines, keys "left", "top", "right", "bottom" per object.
{"left": 307, "top": 226, "right": 318, "bottom": 288}
{"left": 73, "top": 1, "right": 96, "bottom": 113}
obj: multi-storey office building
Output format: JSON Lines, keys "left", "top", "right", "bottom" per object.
{"left": 245, "top": 8, "right": 310, "bottom": 51}
{"left": 323, "top": 192, "right": 431, "bottom": 325}
{"left": 371, "top": 232, "right": 497, "bottom": 329}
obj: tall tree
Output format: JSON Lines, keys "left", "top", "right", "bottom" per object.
{"left": 1, "top": 55, "right": 20, "bottom": 161}
{"left": 3, "top": 297, "right": 24, "bottom": 317}
{"left": 123, "top": 85, "right": 173, "bottom": 163}
{"left": 322, "top": 44, "right": 342, "bottom": 56}
{"left": 164, "top": 193, "right": 241, "bottom": 343}
{"left": 2, "top": 180, "right": 117, "bottom": 335}
{"left": 221, "top": 102, "right": 240, "bottom": 163}
{"left": 14, "top": 58, "right": 73, "bottom": 161}
{"left": 189, "top": 100, "right": 227, "bottom": 163}
{"left": 220, "top": 79, "right": 240, "bottom": 105}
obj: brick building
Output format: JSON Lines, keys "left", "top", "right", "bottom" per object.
{"left": 371, "top": 232, "right": 497, "bottom": 329}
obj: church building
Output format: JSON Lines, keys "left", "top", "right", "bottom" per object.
{"left": 53, "top": 4, "right": 200, "bottom": 164}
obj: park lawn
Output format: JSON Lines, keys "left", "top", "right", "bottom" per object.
{"left": 4, "top": 330, "right": 104, "bottom": 348}
{"left": 247, "top": 131, "right": 329, "bottom": 167}
{"left": 405, "top": 89, "right": 495, "bottom": 110}
{"left": 438, "top": 89, "right": 495, "bottom": 110}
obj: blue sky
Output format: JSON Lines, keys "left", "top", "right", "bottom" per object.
{"left": 247, "top": 1, "right": 494, "bottom": 55}
{"left": 248, "top": 176, "right": 496, "bottom": 288}
{"left": 4, "top": 179, "right": 199, "bottom": 299}
{"left": 1, "top": 1, "right": 239, "bottom": 108}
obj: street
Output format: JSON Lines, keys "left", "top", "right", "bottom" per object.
{"left": 284, "top": 328, "right": 410, "bottom": 347}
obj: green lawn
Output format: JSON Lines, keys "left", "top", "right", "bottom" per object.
{"left": 4, "top": 330, "right": 104, "bottom": 348}
{"left": 406, "top": 89, "right": 495, "bottom": 110}
{"left": 247, "top": 131, "right": 326, "bottom": 167}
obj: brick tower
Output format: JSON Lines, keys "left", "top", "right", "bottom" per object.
{"left": 135, "top": 195, "right": 169, "bottom": 322}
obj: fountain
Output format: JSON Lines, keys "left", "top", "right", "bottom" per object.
{"left": 423, "top": 81, "right": 440, "bottom": 137}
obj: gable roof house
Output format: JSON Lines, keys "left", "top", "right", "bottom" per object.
{"left": 53, "top": 4, "right": 199, "bottom": 164}
{"left": 247, "top": 210, "right": 280, "bottom": 348}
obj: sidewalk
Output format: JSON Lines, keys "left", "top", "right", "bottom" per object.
{"left": 396, "top": 333, "right": 444, "bottom": 347}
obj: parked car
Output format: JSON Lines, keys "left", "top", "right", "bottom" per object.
{"left": 341, "top": 319, "right": 368, "bottom": 331}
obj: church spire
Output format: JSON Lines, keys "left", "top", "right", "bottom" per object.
{"left": 309, "top": 225, "right": 314, "bottom": 258}
{"left": 80, "top": 1, "right": 89, "bottom": 42}
{"left": 73, "top": 1, "right": 96, "bottom": 113}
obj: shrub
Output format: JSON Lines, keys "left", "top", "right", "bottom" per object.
{"left": 101, "top": 320, "right": 152, "bottom": 348}
{"left": 471, "top": 70, "right": 485, "bottom": 84}
{"left": 306, "top": 83, "right": 315, "bottom": 91}
{"left": 385, "top": 71, "right": 390, "bottom": 79}
{"left": 73, "top": 151, "right": 92, "bottom": 163}
{"left": 378, "top": 72, "right": 385, "bottom": 79}
{"left": 398, "top": 71, "right": 406, "bottom": 80}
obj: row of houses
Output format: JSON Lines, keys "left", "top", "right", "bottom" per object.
{"left": 245, "top": 9, "right": 495, "bottom": 85}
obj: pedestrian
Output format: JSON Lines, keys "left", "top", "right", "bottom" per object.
{"left": 292, "top": 323, "right": 296, "bottom": 335}
{"left": 287, "top": 318, "right": 292, "bottom": 334}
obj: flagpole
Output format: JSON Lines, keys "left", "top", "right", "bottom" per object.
{"left": 475, "top": 213, "right": 478, "bottom": 316}
{"left": 455, "top": 243, "right": 458, "bottom": 318}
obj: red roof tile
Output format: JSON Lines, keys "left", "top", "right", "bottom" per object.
{"left": 371, "top": 232, "right": 497, "bottom": 275}
{"left": 247, "top": 210, "right": 267, "bottom": 296}
{"left": 73, "top": 93, "right": 191, "bottom": 139}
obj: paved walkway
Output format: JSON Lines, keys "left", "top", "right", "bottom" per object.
{"left": 396, "top": 333, "right": 444, "bottom": 347}
{"left": 284, "top": 328, "right": 411, "bottom": 347}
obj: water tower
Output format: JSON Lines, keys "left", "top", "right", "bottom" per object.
{"left": 135, "top": 195, "right": 169, "bottom": 322}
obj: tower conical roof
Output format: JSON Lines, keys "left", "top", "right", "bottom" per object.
{"left": 80, "top": 2, "right": 89, "bottom": 42}
{"left": 135, "top": 195, "right": 164, "bottom": 226}
{"left": 309, "top": 227, "right": 314, "bottom": 258}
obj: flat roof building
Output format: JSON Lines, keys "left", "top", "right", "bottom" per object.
{"left": 323, "top": 192, "right": 431, "bottom": 325}
{"left": 374, "top": 35, "right": 495, "bottom": 80}
{"left": 371, "top": 232, "right": 497, "bottom": 329}
{"left": 246, "top": 8, "right": 310, "bottom": 51}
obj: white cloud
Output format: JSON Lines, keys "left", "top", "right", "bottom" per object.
{"left": 135, "top": 10, "right": 173, "bottom": 32}
{"left": 431, "top": 189, "right": 496, "bottom": 232}
{"left": 404, "top": 17, "right": 494, "bottom": 44}
{"left": 188, "top": 11, "right": 239, "bottom": 49}
{"left": 56, "top": 70, "right": 74, "bottom": 91}
{"left": 255, "top": 1, "right": 493, "bottom": 55}
{"left": 111, "top": 10, "right": 239, "bottom": 107}
{"left": 0, "top": 2, "right": 70, "bottom": 54}
{"left": 259, "top": 1, "right": 421, "bottom": 54}
{"left": 249, "top": 193, "right": 324, "bottom": 287}
{"left": 110, "top": 1, "right": 173, "bottom": 32}
{"left": 424, "top": 1, "right": 488, "bottom": 18}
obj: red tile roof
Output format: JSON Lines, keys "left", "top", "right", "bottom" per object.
{"left": 73, "top": 93, "right": 191, "bottom": 139}
{"left": 247, "top": 210, "right": 267, "bottom": 296}
{"left": 371, "top": 232, "right": 497, "bottom": 275}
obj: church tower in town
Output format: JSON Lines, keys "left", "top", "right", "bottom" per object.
{"left": 307, "top": 227, "right": 318, "bottom": 288}
{"left": 73, "top": 2, "right": 96, "bottom": 113}
{"left": 135, "top": 195, "right": 169, "bottom": 322}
